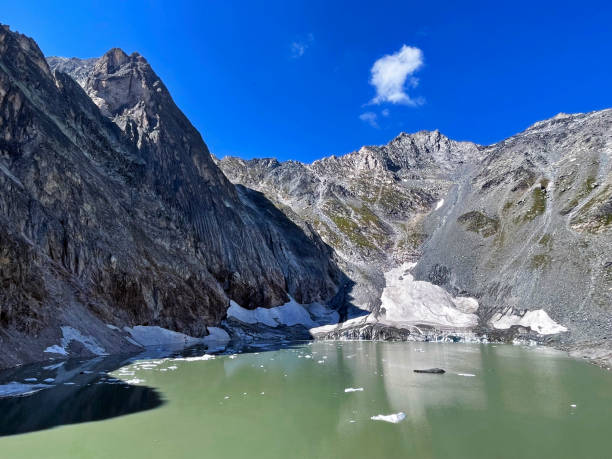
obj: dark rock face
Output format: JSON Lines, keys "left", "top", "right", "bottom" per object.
{"left": 0, "top": 25, "right": 341, "bottom": 369}
{"left": 414, "top": 368, "right": 445, "bottom": 374}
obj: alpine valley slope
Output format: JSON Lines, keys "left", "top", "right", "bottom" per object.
{"left": 218, "top": 110, "right": 612, "bottom": 365}
{"left": 0, "top": 24, "right": 343, "bottom": 369}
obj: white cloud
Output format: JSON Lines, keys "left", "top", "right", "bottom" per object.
{"left": 369, "top": 45, "right": 424, "bottom": 105}
{"left": 381, "top": 108, "right": 390, "bottom": 117}
{"left": 290, "top": 33, "right": 314, "bottom": 59}
{"left": 359, "top": 112, "right": 379, "bottom": 128}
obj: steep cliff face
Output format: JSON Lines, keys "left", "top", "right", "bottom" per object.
{"left": 0, "top": 25, "right": 341, "bottom": 369}
{"left": 219, "top": 111, "right": 612, "bottom": 354}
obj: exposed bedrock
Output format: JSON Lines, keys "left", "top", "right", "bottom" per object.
{"left": 0, "top": 24, "right": 342, "bottom": 369}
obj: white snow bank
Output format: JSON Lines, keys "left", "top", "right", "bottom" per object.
{"left": 203, "top": 327, "right": 230, "bottom": 344}
{"left": 380, "top": 263, "right": 479, "bottom": 328}
{"left": 173, "top": 354, "right": 215, "bottom": 362}
{"left": 0, "top": 382, "right": 52, "bottom": 398}
{"left": 435, "top": 199, "right": 444, "bottom": 210}
{"left": 491, "top": 309, "right": 567, "bottom": 335}
{"left": 227, "top": 297, "right": 322, "bottom": 329}
{"left": 44, "top": 345, "right": 68, "bottom": 355}
{"left": 344, "top": 387, "right": 364, "bottom": 393}
{"left": 124, "top": 326, "right": 202, "bottom": 347}
{"left": 45, "top": 326, "right": 107, "bottom": 356}
{"left": 370, "top": 412, "right": 406, "bottom": 423}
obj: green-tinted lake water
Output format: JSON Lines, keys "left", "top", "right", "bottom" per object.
{"left": 1, "top": 341, "right": 611, "bottom": 458}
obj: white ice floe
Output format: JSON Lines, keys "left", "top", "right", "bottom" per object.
{"left": 457, "top": 373, "right": 476, "bottom": 377}
{"left": 379, "top": 263, "right": 479, "bottom": 328}
{"left": 370, "top": 412, "right": 406, "bottom": 423}
{"left": 490, "top": 309, "right": 567, "bottom": 335}
{"left": 344, "top": 387, "right": 364, "bottom": 393}
{"left": 24, "top": 378, "right": 38, "bottom": 382}
{"left": 124, "top": 325, "right": 202, "bottom": 347}
{"left": 44, "top": 326, "right": 107, "bottom": 356}
{"left": 126, "top": 378, "right": 145, "bottom": 385}
{"left": 0, "top": 382, "right": 52, "bottom": 398}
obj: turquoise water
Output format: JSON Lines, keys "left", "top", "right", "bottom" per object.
{"left": 1, "top": 341, "right": 611, "bottom": 458}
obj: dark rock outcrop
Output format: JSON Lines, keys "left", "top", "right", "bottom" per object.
{"left": 0, "top": 24, "right": 342, "bottom": 369}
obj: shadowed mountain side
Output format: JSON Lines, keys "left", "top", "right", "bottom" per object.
{"left": 0, "top": 24, "right": 342, "bottom": 369}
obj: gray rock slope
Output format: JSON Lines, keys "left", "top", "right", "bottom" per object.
{"left": 218, "top": 131, "right": 481, "bottom": 314}
{"left": 0, "top": 25, "right": 342, "bottom": 369}
{"left": 218, "top": 111, "right": 612, "bottom": 359}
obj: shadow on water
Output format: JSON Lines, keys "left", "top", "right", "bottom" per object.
{"left": 0, "top": 340, "right": 306, "bottom": 437}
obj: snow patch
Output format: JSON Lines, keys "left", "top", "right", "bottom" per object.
{"left": 491, "top": 309, "right": 567, "bottom": 335}
{"left": 228, "top": 297, "right": 333, "bottom": 329}
{"left": 124, "top": 325, "right": 203, "bottom": 347}
{"left": 44, "top": 345, "right": 68, "bottom": 355}
{"left": 435, "top": 199, "right": 444, "bottom": 210}
{"left": 203, "top": 327, "right": 230, "bottom": 344}
{"left": 0, "top": 382, "right": 52, "bottom": 398}
{"left": 371, "top": 412, "right": 406, "bottom": 423}
{"left": 380, "top": 263, "right": 479, "bottom": 328}
{"left": 44, "top": 326, "right": 107, "bottom": 356}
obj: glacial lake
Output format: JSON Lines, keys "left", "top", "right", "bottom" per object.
{"left": 1, "top": 341, "right": 612, "bottom": 459}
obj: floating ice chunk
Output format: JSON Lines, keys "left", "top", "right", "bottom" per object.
{"left": 224, "top": 396, "right": 230, "bottom": 399}
{"left": 570, "top": 404, "right": 577, "bottom": 408}
{"left": 24, "top": 378, "right": 38, "bottom": 382}
{"left": 371, "top": 412, "right": 406, "bottom": 423}
{"left": 126, "top": 378, "right": 145, "bottom": 384}
{"left": 43, "top": 378, "right": 55, "bottom": 383}
{"left": 345, "top": 387, "right": 364, "bottom": 393}
{"left": 457, "top": 373, "right": 476, "bottom": 377}
{"left": 106, "top": 324, "right": 120, "bottom": 331}
{"left": 317, "top": 360, "right": 325, "bottom": 364}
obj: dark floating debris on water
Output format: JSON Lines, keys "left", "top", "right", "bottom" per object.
{"left": 414, "top": 368, "right": 445, "bottom": 374}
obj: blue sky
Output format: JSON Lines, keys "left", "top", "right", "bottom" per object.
{"left": 3, "top": 0, "right": 612, "bottom": 162}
